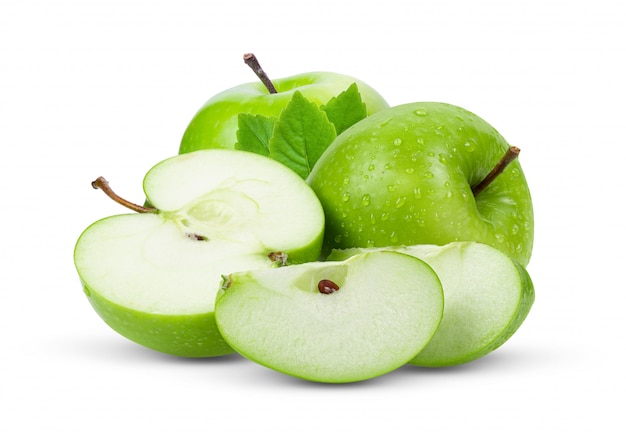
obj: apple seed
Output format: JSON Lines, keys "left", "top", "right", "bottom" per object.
{"left": 185, "top": 233, "right": 208, "bottom": 241}
{"left": 318, "top": 279, "right": 340, "bottom": 294}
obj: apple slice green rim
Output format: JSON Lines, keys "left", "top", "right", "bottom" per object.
{"left": 215, "top": 251, "right": 444, "bottom": 383}
{"left": 328, "top": 242, "right": 535, "bottom": 367}
{"left": 74, "top": 149, "right": 325, "bottom": 357}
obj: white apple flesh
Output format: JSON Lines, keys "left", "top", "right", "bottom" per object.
{"left": 74, "top": 149, "right": 325, "bottom": 357}
{"left": 215, "top": 251, "right": 444, "bottom": 383}
{"left": 329, "top": 242, "right": 535, "bottom": 367}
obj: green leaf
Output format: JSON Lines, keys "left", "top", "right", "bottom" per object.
{"left": 235, "top": 113, "right": 277, "bottom": 156}
{"left": 321, "top": 83, "right": 367, "bottom": 135}
{"left": 269, "top": 91, "right": 337, "bottom": 179}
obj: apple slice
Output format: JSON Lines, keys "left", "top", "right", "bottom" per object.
{"left": 328, "top": 242, "right": 534, "bottom": 367}
{"left": 74, "top": 149, "right": 325, "bottom": 357}
{"left": 214, "top": 251, "right": 444, "bottom": 383}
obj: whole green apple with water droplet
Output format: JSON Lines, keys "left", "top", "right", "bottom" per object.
{"left": 308, "top": 102, "right": 533, "bottom": 266}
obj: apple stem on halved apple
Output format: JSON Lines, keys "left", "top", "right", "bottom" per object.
{"left": 471, "top": 146, "right": 521, "bottom": 196}
{"left": 243, "top": 53, "right": 278, "bottom": 94}
{"left": 318, "top": 279, "right": 340, "bottom": 294}
{"left": 91, "top": 176, "right": 156, "bottom": 214}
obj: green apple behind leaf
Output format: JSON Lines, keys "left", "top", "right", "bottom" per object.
{"left": 179, "top": 54, "right": 389, "bottom": 154}
{"left": 308, "top": 102, "right": 534, "bottom": 266}
{"left": 329, "top": 242, "right": 535, "bottom": 367}
{"left": 215, "top": 251, "right": 444, "bottom": 383}
{"left": 74, "top": 149, "right": 325, "bottom": 357}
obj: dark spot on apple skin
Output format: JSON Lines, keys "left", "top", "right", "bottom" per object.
{"left": 318, "top": 279, "right": 340, "bottom": 294}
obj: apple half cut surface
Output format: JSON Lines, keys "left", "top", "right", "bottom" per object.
{"left": 74, "top": 149, "right": 325, "bottom": 357}
{"left": 214, "top": 251, "right": 444, "bottom": 383}
{"left": 329, "top": 242, "right": 534, "bottom": 367}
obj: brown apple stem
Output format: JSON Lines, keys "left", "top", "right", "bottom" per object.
{"left": 243, "top": 53, "right": 278, "bottom": 94}
{"left": 472, "top": 146, "right": 521, "bottom": 196}
{"left": 91, "top": 176, "right": 156, "bottom": 213}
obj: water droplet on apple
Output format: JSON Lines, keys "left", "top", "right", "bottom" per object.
{"left": 387, "top": 185, "right": 397, "bottom": 192}
{"left": 368, "top": 164, "right": 375, "bottom": 171}
{"left": 384, "top": 163, "right": 392, "bottom": 170}
{"left": 496, "top": 234, "right": 505, "bottom": 243}
{"left": 389, "top": 232, "right": 398, "bottom": 243}
{"left": 342, "top": 192, "right": 351, "bottom": 202}
{"left": 395, "top": 196, "right": 407, "bottom": 208}
{"left": 393, "top": 138, "right": 403, "bottom": 146}
{"left": 381, "top": 212, "right": 390, "bottom": 221}
{"left": 464, "top": 141, "right": 476, "bottom": 152}
{"left": 511, "top": 224, "right": 520, "bottom": 235}
{"left": 438, "top": 154, "right": 449, "bottom": 165}
{"left": 343, "top": 176, "right": 351, "bottom": 185}
{"left": 361, "top": 194, "right": 371, "bottom": 207}
{"left": 414, "top": 188, "right": 422, "bottom": 199}
{"left": 405, "top": 167, "right": 415, "bottom": 174}
{"left": 414, "top": 109, "right": 428, "bottom": 116}
{"left": 334, "top": 235, "right": 342, "bottom": 243}
{"left": 378, "top": 117, "right": 393, "bottom": 128}
{"left": 424, "top": 171, "right": 434, "bottom": 179}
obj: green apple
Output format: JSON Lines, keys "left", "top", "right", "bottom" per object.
{"left": 179, "top": 54, "right": 389, "bottom": 153}
{"left": 214, "top": 251, "right": 444, "bottom": 383}
{"left": 329, "top": 242, "right": 535, "bottom": 367}
{"left": 308, "top": 102, "right": 534, "bottom": 266}
{"left": 74, "top": 149, "right": 325, "bottom": 357}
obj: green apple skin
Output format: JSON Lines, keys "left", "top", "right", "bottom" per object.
{"left": 82, "top": 283, "right": 232, "bottom": 357}
{"left": 308, "top": 102, "right": 533, "bottom": 266}
{"left": 179, "top": 72, "right": 390, "bottom": 153}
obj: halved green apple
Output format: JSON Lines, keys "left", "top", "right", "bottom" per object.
{"left": 215, "top": 251, "right": 444, "bottom": 383}
{"left": 328, "top": 242, "right": 534, "bottom": 367}
{"left": 74, "top": 149, "right": 325, "bottom": 357}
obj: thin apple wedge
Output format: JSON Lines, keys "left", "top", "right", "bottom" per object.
{"left": 328, "top": 242, "right": 535, "bottom": 367}
{"left": 215, "top": 251, "right": 444, "bottom": 383}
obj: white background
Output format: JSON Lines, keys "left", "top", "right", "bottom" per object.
{"left": 1, "top": 0, "right": 624, "bottom": 431}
